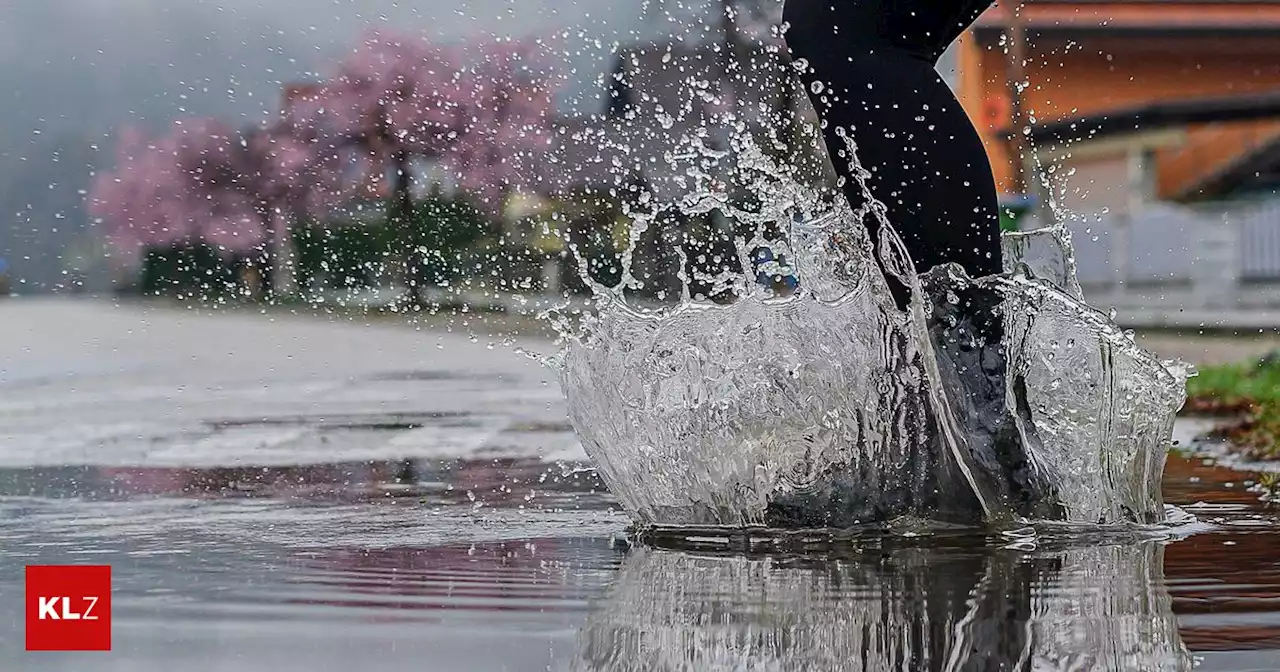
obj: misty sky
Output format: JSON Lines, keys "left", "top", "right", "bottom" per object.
{"left": 0, "top": 0, "right": 701, "bottom": 139}
{"left": 0, "top": 0, "right": 725, "bottom": 289}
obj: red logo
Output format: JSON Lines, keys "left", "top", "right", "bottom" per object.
{"left": 25, "top": 565, "right": 111, "bottom": 651}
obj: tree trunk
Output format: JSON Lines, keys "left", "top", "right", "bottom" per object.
{"left": 255, "top": 209, "right": 295, "bottom": 301}
{"left": 389, "top": 148, "right": 421, "bottom": 305}
{"left": 252, "top": 213, "right": 273, "bottom": 301}
{"left": 269, "top": 209, "right": 296, "bottom": 298}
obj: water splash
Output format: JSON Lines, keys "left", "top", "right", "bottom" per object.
{"left": 552, "top": 127, "right": 1189, "bottom": 532}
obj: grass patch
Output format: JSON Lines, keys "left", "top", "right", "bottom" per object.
{"left": 1184, "top": 356, "right": 1280, "bottom": 460}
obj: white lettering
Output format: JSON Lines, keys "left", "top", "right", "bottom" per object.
{"left": 81, "top": 597, "right": 99, "bottom": 621}
{"left": 34, "top": 595, "right": 103, "bottom": 620}
{"left": 38, "top": 596, "right": 60, "bottom": 620}
{"left": 60, "top": 597, "right": 80, "bottom": 620}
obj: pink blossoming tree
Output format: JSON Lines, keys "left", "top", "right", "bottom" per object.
{"left": 322, "top": 30, "right": 556, "bottom": 219}
{"left": 312, "top": 30, "right": 558, "bottom": 301}
{"left": 89, "top": 117, "right": 350, "bottom": 294}
{"left": 91, "top": 30, "right": 558, "bottom": 300}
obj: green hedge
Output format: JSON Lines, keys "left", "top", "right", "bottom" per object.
{"left": 137, "top": 244, "right": 244, "bottom": 299}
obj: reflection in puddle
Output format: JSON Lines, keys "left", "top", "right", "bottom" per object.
{"left": 5, "top": 431, "right": 1280, "bottom": 669}
{"left": 1170, "top": 529, "right": 1280, "bottom": 652}
{"left": 573, "top": 542, "right": 1193, "bottom": 671}
{"left": 0, "top": 458, "right": 606, "bottom": 507}
{"left": 1163, "top": 453, "right": 1280, "bottom": 654}
{"left": 285, "top": 541, "right": 620, "bottom": 616}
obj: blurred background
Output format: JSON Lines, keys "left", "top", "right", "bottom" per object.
{"left": 966, "top": 0, "right": 1280, "bottom": 329}
{"left": 0, "top": 0, "right": 809, "bottom": 310}
{"left": 5, "top": 3, "right": 1280, "bottom": 668}
{"left": 2, "top": 0, "right": 1276, "bottom": 328}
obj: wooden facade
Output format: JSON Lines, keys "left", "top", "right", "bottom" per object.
{"left": 956, "top": 0, "right": 1280, "bottom": 201}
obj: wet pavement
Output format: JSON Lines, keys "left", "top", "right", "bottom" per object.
{"left": 4, "top": 299, "right": 1280, "bottom": 671}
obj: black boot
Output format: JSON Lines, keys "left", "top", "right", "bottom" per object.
{"left": 920, "top": 265, "right": 1062, "bottom": 521}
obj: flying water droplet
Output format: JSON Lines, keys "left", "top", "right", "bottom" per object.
{"left": 552, "top": 98, "right": 1186, "bottom": 533}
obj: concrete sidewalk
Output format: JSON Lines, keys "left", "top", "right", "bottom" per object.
{"left": 0, "top": 297, "right": 582, "bottom": 468}
{"left": 1136, "top": 331, "right": 1280, "bottom": 366}
{"left": 1117, "top": 307, "right": 1280, "bottom": 334}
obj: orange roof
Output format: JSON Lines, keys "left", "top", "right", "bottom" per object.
{"left": 974, "top": 1, "right": 1280, "bottom": 32}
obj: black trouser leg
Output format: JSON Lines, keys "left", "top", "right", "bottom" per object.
{"left": 782, "top": 0, "right": 1002, "bottom": 293}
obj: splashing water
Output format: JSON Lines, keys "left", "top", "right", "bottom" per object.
{"left": 551, "top": 127, "right": 1190, "bottom": 533}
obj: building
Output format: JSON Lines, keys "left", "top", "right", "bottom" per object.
{"left": 954, "top": 0, "right": 1280, "bottom": 324}
{"left": 957, "top": 0, "right": 1280, "bottom": 209}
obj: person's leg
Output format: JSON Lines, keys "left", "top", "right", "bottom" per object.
{"left": 778, "top": 1, "right": 1053, "bottom": 521}
{"left": 782, "top": 0, "right": 1002, "bottom": 287}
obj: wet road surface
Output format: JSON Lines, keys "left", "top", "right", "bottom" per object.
{"left": 4, "top": 300, "right": 1280, "bottom": 671}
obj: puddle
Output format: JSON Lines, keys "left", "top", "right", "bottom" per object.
{"left": 0, "top": 434, "right": 1276, "bottom": 671}
{"left": 3, "top": 304, "right": 1279, "bottom": 670}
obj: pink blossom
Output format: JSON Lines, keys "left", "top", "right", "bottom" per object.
{"left": 324, "top": 30, "right": 559, "bottom": 215}
{"left": 90, "top": 30, "right": 561, "bottom": 262}
{"left": 327, "top": 30, "right": 465, "bottom": 157}
{"left": 442, "top": 37, "right": 558, "bottom": 213}
{"left": 89, "top": 117, "right": 348, "bottom": 256}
